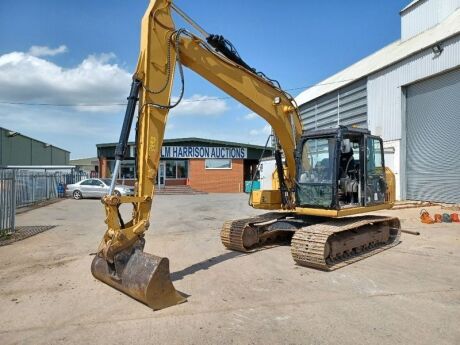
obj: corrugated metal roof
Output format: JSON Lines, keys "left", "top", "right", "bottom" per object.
{"left": 96, "top": 137, "right": 270, "bottom": 150}
{"left": 0, "top": 126, "right": 70, "bottom": 153}
{"left": 1, "top": 165, "right": 75, "bottom": 169}
{"left": 295, "top": 8, "right": 460, "bottom": 106}
{"left": 400, "top": 0, "right": 425, "bottom": 14}
{"left": 69, "top": 157, "right": 98, "bottom": 165}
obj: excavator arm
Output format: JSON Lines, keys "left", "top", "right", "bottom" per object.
{"left": 91, "top": 0, "right": 302, "bottom": 310}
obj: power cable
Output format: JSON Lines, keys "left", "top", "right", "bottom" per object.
{"left": 0, "top": 78, "right": 356, "bottom": 107}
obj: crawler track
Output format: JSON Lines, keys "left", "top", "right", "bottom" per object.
{"left": 291, "top": 215, "right": 401, "bottom": 270}
{"left": 220, "top": 212, "right": 289, "bottom": 252}
{"left": 221, "top": 214, "right": 401, "bottom": 270}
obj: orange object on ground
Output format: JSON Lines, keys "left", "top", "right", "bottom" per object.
{"left": 420, "top": 209, "right": 434, "bottom": 224}
{"left": 434, "top": 214, "right": 442, "bottom": 223}
{"left": 451, "top": 213, "right": 459, "bottom": 222}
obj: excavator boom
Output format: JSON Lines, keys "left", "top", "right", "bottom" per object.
{"left": 92, "top": 0, "right": 301, "bottom": 310}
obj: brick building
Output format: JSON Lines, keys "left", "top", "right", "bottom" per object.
{"left": 96, "top": 138, "right": 272, "bottom": 193}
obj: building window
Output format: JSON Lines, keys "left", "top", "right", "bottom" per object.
{"left": 106, "top": 160, "right": 135, "bottom": 179}
{"left": 176, "top": 160, "right": 188, "bottom": 178}
{"left": 121, "top": 164, "right": 135, "bottom": 179}
{"left": 166, "top": 161, "right": 177, "bottom": 178}
{"left": 205, "top": 159, "right": 232, "bottom": 169}
{"left": 165, "top": 160, "right": 188, "bottom": 178}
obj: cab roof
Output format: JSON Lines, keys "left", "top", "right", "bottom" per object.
{"left": 302, "top": 126, "right": 371, "bottom": 138}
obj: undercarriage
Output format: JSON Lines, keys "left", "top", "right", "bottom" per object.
{"left": 221, "top": 212, "right": 401, "bottom": 270}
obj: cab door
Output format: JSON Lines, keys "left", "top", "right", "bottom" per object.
{"left": 364, "top": 136, "right": 386, "bottom": 205}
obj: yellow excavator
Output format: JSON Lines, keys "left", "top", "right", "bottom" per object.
{"left": 91, "top": 0, "right": 401, "bottom": 310}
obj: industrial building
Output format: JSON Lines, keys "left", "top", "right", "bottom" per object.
{"left": 97, "top": 138, "right": 272, "bottom": 193}
{"left": 295, "top": 0, "right": 460, "bottom": 203}
{"left": 69, "top": 157, "right": 99, "bottom": 177}
{"left": 0, "top": 127, "right": 70, "bottom": 166}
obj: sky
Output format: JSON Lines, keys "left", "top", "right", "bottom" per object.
{"left": 0, "top": 0, "right": 409, "bottom": 159}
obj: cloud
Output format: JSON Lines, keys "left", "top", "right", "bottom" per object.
{"left": 0, "top": 104, "right": 111, "bottom": 137}
{"left": 0, "top": 103, "right": 122, "bottom": 158}
{"left": 28, "top": 45, "right": 68, "bottom": 57}
{"left": 249, "top": 124, "right": 272, "bottom": 136}
{"left": 0, "top": 46, "right": 236, "bottom": 157}
{"left": 169, "top": 94, "right": 228, "bottom": 117}
{"left": 0, "top": 48, "right": 230, "bottom": 116}
{"left": 244, "top": 112, "right": 257, "bottom": 120}
{"left": 0, "top": 48, "right": 131, "bottom": 112}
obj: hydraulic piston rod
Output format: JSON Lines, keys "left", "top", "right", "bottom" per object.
{"left": 109, "top": 79, "right": 141, "bottom": 195}
{"left": 170, "top": 3, "right": 210, "bottom": 39}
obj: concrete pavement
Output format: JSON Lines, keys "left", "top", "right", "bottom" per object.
{"left": 0, "top": 195, "right": 459, "bottom": 345}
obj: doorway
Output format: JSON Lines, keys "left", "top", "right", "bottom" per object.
{"left": 157, "top": 162, "right": 165, "bottom": 189}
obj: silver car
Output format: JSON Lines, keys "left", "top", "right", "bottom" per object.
{"left": 66, "top": 178, "right": 134, "bottom": 200}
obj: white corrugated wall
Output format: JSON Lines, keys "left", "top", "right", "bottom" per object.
{"left": 405, "top": 70, "right": 460, "bottom": 203}
{"left": 367, "top": 33, "right": 460, "bottom": 199}
{"left": 299, "top": 79, "right": 367, "bottom": 131}
{"left": 367, "top": 34, "right": 460, "bottom": 142}
{"left": 401, "top": 0, "right": 460, "bottom": 40}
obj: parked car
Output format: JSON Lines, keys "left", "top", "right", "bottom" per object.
{"left": 65, "top": 178, "right": 134, "bottom": 200}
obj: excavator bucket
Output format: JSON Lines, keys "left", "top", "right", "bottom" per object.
{"left": 91, "top": 245, "right": 186, "bottom": 310}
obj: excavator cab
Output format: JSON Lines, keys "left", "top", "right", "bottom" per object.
{"left": 224, "top": 126, "right": 400, "bottom": 270}
{"left": 251, "top": 126, "right": 394, "bottom": 214}
{"left": 296, "top": 126, "right": 388, "bottom": 212}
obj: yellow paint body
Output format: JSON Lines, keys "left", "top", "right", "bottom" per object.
{"left": 252, "top": 165, "right": 397, "bottom": 216}
{"left": 250, "top": 190, "right": 282, "bottom": 210}
{"left": 293, "top": 203, "right": 394, "bottom": 217}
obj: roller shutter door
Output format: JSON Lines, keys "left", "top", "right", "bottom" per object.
{"left": 406, "top": 69, "right": 460, "bottom": 203}
{"left": 299, "top": 78, "right": 367, "bottom": 131}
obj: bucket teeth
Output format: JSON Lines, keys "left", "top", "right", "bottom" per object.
{"left": 91, "top": 240, "right": 186, "bottom": 310}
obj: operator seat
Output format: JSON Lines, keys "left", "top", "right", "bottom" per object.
{"left": 318, "top": 158, "right": 331, "bottom": 181}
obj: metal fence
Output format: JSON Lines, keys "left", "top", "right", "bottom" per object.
{"left": 0, "top": 169, "right": 88, "bottom": 234}
{"left": 0, "top": 169, "right": 16, "bottom": 235}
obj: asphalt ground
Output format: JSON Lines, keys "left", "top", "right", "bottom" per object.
{"left": 0, "top": 194, "right": 459, "bottom": 345}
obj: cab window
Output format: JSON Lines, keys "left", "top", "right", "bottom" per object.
{"left": 366, "top": 138, "right": 385, "bottom": 204}
{"left": 299, "top": 138, "right": 333, "bottom": 183}
{"left": 297, "top": 137, "right": 335, "bottom": 208}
